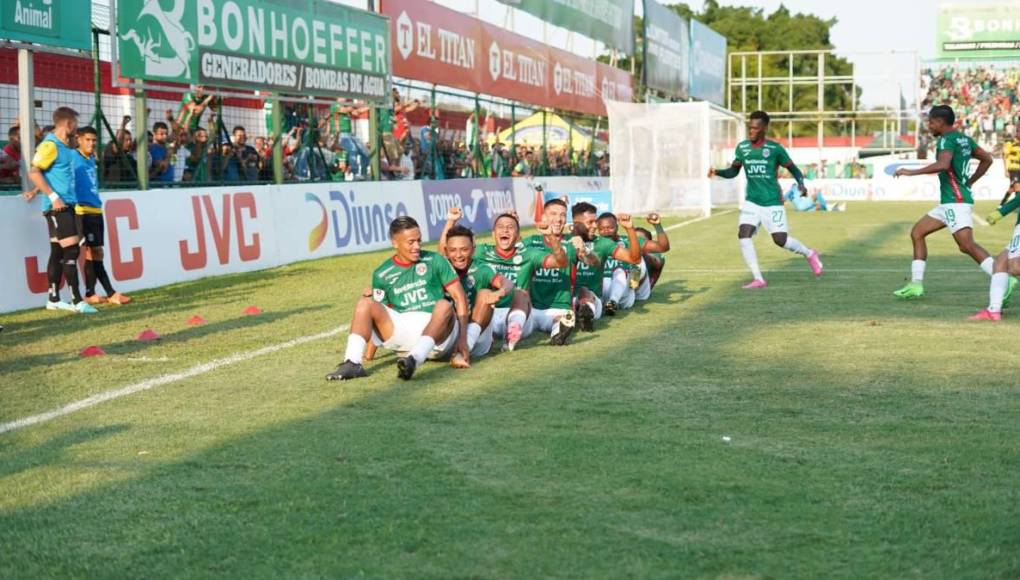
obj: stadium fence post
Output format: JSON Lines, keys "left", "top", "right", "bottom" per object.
{"left": 17, "top": 48, "right": 35, "bottom": 194}
{"left": 272, "top": 94, "right": 283, "bottom": 184}
{"left": 134, "top": 88, "right": 148, "bottom": 190}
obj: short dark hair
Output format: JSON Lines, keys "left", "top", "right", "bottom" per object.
{"left": 52, "top": 107, "right": 78, "bottom": 126}
{"left": 77, "top": 126, "right": 97, "bottom": 137}
{"left": 233, "top": 125, "right": 246, "bottom": 134}
{"left": 446, "top": 224, "right": 474, "bottom": 243}
{"left": 635, "top": 227, "right": 653, "bottom": 240}
{"left": 749, "top": 110, "right": 770, "bottom": 125}
{"left": 8, "top": 126, "right": 18, "bottom": 137}
{"left": 571, "top": 201, "right": 597, "bottom": 218}
{"left": 389, "top": 215, "right": 419, "bottom": 238}
{"left": 929, "top": 105, "right": 955, "bottom": 127}
{"left": 493, "top": 212, "right": 519, "bottom": 228}
{"left": 544, "top": 198, "right": 567, "bottom": 211}
{"left": 597, "top": 212, "right": 617, "bottom": 222}
{"left": 153, "top": 121, "right": 169, "bottom": 132}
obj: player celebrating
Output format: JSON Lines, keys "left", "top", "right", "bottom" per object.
{"left": 523, "top": 198, "right": 580, "bottom": 345}
{"left": 438, "top": 210, "right": 512, "bottom": 364}
{"left": 633, "top": 214, "right": 672, "bottom": 301}
{"left": 26, "top": 107, "right": 96, "bottom": 314}
{"left": 72, "top": 127, "right": 131, "bottom": 306}
{"left": 326, "top": 216, "right": 471, "bottom": 382}
{"left": 571, "top": 203, "right": 641, "bottom": 330}
{"left": 969, "top": 197, "right": 1020, "bottom": 320}
{"left": 708, "top": 110, "right": 823, "bottom": 288}
{"left": 892, "top": 105, "right": 995, "bottom": 299}
{"left": 1002, "top": 132, "right": 1020, "bottom": 206}
{"left": 595, "top": 212, "right": 643, "bottom": 314}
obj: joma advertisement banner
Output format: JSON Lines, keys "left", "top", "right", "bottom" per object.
{"left": 114, "top": 0, "right": 391, "bottom": 102}
{"left": 1, "top": 0, "right": 91, "bottom": 50}
{"left": 937, "top": 2, "right": 1020, "bottom": 59}
{"left": 689, "top": 19, "right": 726, "bottom": 106}
{"left": 383, "top": 0, "right": 632, "bottom": 116}
{"left": 643, "top": 0, "right": 689, "bottom": 98}
{"left": 495, "top": 0, "right": 634, "bottom": 54}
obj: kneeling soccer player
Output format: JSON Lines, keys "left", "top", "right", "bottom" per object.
{"left": 633, "top": 214, "right": 672, "bottom": 301}
{"left": 523, "top": 198, "right": 580, "bottom": 345}
{"left": 969, "top": 198, "right": 1020, "bottom": 320}
{"left": 595, "top": 212, "right": 643, "bottom": 315}
{"left": 570, "top": 202, "right": 639, "bottom": 330}
{"left": 326, "top": 216, "right": 471, "bottom": 381}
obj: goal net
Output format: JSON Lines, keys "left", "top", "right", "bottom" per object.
{"left": 606, "top": 100, "right": 745, "bottom": 216}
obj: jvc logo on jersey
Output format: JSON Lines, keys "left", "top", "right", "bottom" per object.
{"left": 535, "top": 268, "right": 565, "bottom": 278}
{"left": 746, "top": 164, "right": 769, "bottom": 175}
{"left": 397, "top": 287, "right": 430, "bottom": 308}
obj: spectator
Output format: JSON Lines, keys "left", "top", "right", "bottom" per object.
{"left": 0, "top": 126, "right": 21, "bottom": 183}
{"left": 149, "top": 121, "right": 175, "bottom": 183}
{"left": 176, "top": 85, "right": 215, "bottom": 133}
{"left": 102, "top": 116, "right": 136, "bottom": 186}
{"left": 184, "top": 127, "right": 212, "bottom": 182}
{"left": 223, "top": 125, "right": 259, "bottom": 181}
{"left": 512, "top": 150, "right": 533, "bottom": 177}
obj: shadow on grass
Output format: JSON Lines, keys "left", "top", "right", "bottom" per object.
{"left": 0, "top": 424, "right": 129, "bottom": 480}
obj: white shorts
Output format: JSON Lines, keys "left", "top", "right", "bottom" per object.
{"left": 1008, "top": 223, "right": 1020, "bottom": 259}
{"left": 601, "top": 277, "right": 636, "bottom": 310}
{"left": 739, "top": 201, "right": 788, "bottom": 234}
{"left": 469, "top": 322, "right": 495, "bottom": 358}
{"left": 371, "top": 307, "right": 458, "bottom": 360}
{"left": 531, "top": 308, "right": 571, "bottom": 334}
{"left": 927, "top": 203, "right": 974, "bottom": 233}
{"left": 491, "top": 307, "right": 535, "bottom": 341}
{"left": 635, "top": 260, "right": 651, "bottom": 301}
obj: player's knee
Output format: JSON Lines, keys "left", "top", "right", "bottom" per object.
{"left": 772, "top": 233, "right": 787, "bottom": 247}
{"left": 89, "top": 247, "right": 104, "bottom": 261}
{"left": 354, "top": 295, "right": 374, "bottom": 314}
{"left": 433, "top": 298, "right": 453, "bottom": 316}
{"left": 62, "top": 244, "right": 80, "bottom": 264}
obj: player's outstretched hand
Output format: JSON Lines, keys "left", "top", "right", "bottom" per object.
{"left": 986, "top": 211, "right": 1001, "bottom": 226}
{"left": 21, "top": 189, "right": 37, "bottom": 202}
{"left": 446, "top": 206, "right": 462, "bottom": 222}
{"left": 798, "top": 183, "right": 808, "bottom": 196}
{"left": 646, "top": 213, "right": 661, "bottom": 225}
{"left": 619, "top": 213, "right": 634, "bottom": 229}
{"left": 478, "top": 289, "right": 502, "bottom": 307}
{"left": 536, "top": 218, "right": 558, "bottom": 236}
{"left": 707, "top": 168, "right": 716, "bottom": 178}
{"left": 893, "top": 168, "right": 910, "bottom": 178}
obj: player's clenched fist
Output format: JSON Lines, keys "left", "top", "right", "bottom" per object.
{"left": 618, "top": 213, "right": 634, "bottom": 229}
{"left": 646, "top": 213, "right": 661, "bottom": 225}
{"left": 446, "top": 206, "right": 462, "bottom": 222}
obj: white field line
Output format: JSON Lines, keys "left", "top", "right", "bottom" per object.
{"left": 666, "top": 268, "right": 985, "bottom": 274}
{"left": 0, "top": 325, "right": 349, "bottom": 436}
{"left": 664, "top": 209, "right": 736, "bottom": 231}
{"left": 974, "top": 215, "right": 990, "bottom": 226}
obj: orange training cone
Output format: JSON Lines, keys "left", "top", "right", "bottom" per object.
{"left": 186, "top": 315, "right": 207, "bottom": 326}
{"left": 137, "top": 329, "right": 161, "bottom": 342}
{"left": 243, "top": 306, "right": 262, "bottom": 316}
{"left": 80, "top": 345, "right": 106, "bottom": 357}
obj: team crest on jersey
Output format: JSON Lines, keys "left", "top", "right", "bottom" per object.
{"left": 762, "top": 148, "right": 770, "bottom": 158}
{"left": 466, "top": 275, "right": 475, "bottom": 288}
{"left": 372, "top": 288, "right": 385, "bottom": 302}
{"left": 513, "top": 255, "right": 523, "bottom": 265}
{"left": 415, "top": 263, "right": 427, "bottom": 276}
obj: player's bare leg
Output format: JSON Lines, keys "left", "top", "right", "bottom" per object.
{"left": 971, "top": 250, "right": 1020, "bottom": 321}
{"left": 327, "top": 294, "right": 394, "bottom": 381}
{"left": 454, "top": 290, "right": 497, "bottom": 369}
{"left": 951, "top": 227, "right": 992, "bottom": 268}
{"left": 504, "top": 289, "right": 532, "bottom": 351}
{"left": 894, "top": 216, "right": 945, "bottom": 298}
{"left": 770, "top": 231, "right": 823, "bottom": 277}
{"left": 398, "top": 298, "right": 456, "bottom": 380}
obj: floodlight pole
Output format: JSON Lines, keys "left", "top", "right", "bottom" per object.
{"left": 17, "top": 49, "right": 35, "bottom": 194}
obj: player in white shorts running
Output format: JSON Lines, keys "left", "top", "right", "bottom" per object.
{"left": 969, "top": 195, "right": 1020, "bottom": 320}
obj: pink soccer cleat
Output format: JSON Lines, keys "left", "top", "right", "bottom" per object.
{"left": 505, "top": 320, "right": 523, "bottom": 351}
{"left": 806, "top": 250, "right": 823, "bottom": 277}
{"left": 968, "top": 309, "right": 1002, "bottom": 321}
{"left": 742, "top": 279, "right": 768, "bottom": 290}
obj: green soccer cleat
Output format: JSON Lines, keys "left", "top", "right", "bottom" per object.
{"left": 1003, "top": 276, "right": 1019, "bottom": 308}
{"left": 893, "top": 281, "right": 925, "bottom": 299}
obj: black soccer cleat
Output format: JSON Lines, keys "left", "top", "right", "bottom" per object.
{"left": 604, "top": 300, "right": 618, "bottom": 316}
{"left": 576, "top": 303, "right": 595, "bottom": 332}
{"left": 549, "top": 311, "right": 576, "bottom": 346}
{"left": 325, "top": 360, "right": 367, "bottom": 381}
{"left": 396, "top": 355, "right": 417, "bottom": 380}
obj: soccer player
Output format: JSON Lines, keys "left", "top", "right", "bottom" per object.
{"left": 326, "top": 216, "right": 471, "bottom": 382}
{"left": 633, "top": 213, "right": 672, "bottom": 301}
{"left": 466, "top": 212, "right": 567, "bottom": 350}
{"left": 969, "top": 198, "right": 1020, "bottom": 320}
{"left": 892, "top": 105, "right": 995, "bottom": 299}
{"left": 571, "top": 203, "right": 641, "bottom": 329}
{"left": 595, "top": 212, "right": 644, "bottom": 315}
{"left": 27, "top": 107, "right": 96, "bottom": 314}
{"left": 708, "top": 110, "right": 823, "bottom": 288}
{"left": 72, "top": 127, "right": 131, "bottom": 306}
{"left": 522, "top": 198, "right": 580, "bottom": 345}
{"left": 438, "top": 209, "right": 513, "bottom": 365}
{"left": 1001, "top": 132, "right": 1020, "bottom": 206}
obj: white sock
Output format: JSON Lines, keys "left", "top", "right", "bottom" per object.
{"left": 610, "top": 269, "right": 627, "bottom": 302}
{"left": 988, "top": 272, "right": 1009, "bottom": 312}
{"left": 344, "top": 334, "right": 367, "bottom": 365}
{"left": 507, "top": 309, "right": 527, "bottom": 328}
{"left": 979, "top": 257, "right": 994, "bottom": 276}
{"left": 409, "top": 336, "right": 436, "bottom": 365}
{"left": 911, "top": 259, "right": 926, "bottom": 283}
{"left": 783, "top": 236, "right": 810, "bottom": 257}
{"left": 740, "top": 238, "right": 764, "bottom": 281}
{"left": 466, "top": 322, "right": 482, "bottom": 350}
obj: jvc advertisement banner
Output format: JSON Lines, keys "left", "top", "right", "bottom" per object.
{"left": 1, "top": 0, "right": 91, "bottom": 51}
{"left": 689, "top": 19, "right": 726, "bottom": 106}
{"left": 495, "top": 0, "right": 634, "bottom": 54}
{"left": 420, "top": 178, "right": 516, "bottom": 241}
{"left": 114, "top": 0, "right": 391, "bottom": 102}
{"left": 937, "top": 2, "right": 1020, "bottom": 59}
{"left": 643, "top": 0, "right": 689, "bottom": 98}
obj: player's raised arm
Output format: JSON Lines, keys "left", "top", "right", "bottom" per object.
{"left": 572, "top": 235, "right": 601, "bottom": 268}
{"left": 618, "top": 214, "right": 642, "bottom": 265}
{"left": 987, "top": 193, "right": 1020, "bottom": 225}
{"left": 437, "top": 207, "right": 462, "bottom": 255}
{"left": 966, "top": 146, "right": 993, "bottom": 189}
{"left": 537, "top": 219, "right": 568, "bottom": 268}
{"left": 894, "top": 149, "right": 952, "bottom": 177}
{"left": 640, "top": 213, "right": 671, "bottom": 253}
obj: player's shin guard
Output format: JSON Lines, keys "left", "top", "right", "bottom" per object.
{"left": 989, "top": 272, "right": 1009, "bottom": 313}
{"left": 740, "top": 238, "right": 764, "bottom": 281}
{"left": 783, "top": 236, "right": 811, "bottom": 257}
{"left": 911, "top": 259, "right": 926, "bottom": 283}
{"left": 980, "top": 257, "right": 994, "bottom": 276}
{"left": 61, "top": 245, "right": 83, "bottom": 304}
{"left": 85, "top": 261, "right": 98, "bottom": 297}
{"left": 47, "top": 242, "right": 62, "bottom": 302}
{"left": 92, "top": 260, "right": 116, "bottom": 296}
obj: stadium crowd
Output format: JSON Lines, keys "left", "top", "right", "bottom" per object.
{"left": 920, "top": 65, "right": 1019, "bottom": 154}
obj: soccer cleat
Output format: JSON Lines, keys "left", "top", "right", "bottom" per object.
{"left": 577, "top": 303, "right": 596, "bottom": 332}
{"left": 504, "top": 320, "right": 523, "bottom": 351}
{"left": 604, "top": 300, "right": 618, "bottom": 316}
{"left": 742, "top": 279, "right": 768, "bottom": 290}
{"left": 84, "top": 294, "right": 107, "bottom": 305}
{"left": 806, "top": 250, "right": 824, "bottom": 277}
{"left": 396, "top": 355, "right": 417, "bottom": 380}
{"left": 968, "top": 309, "right": 1002, "bottom": 322}
{"left": 628, "top": 268, "right": 642, "bottom": 289}
{"left": 74, "top": 301, "right": 99, "bottom": 314}
{"left": 107, "top": 292, "right": 132, "bottom": 305}
{"left": 893, "top": 282, "right": 924, "bottom": 299}
{"left": 45, "top": 300, "right": 75, "bottom": 312}
{"left": 549, "top": 311, "right": 576, "bottom": 346}
{"left": 325, "top": 360, "right": 368, "bottom": 381}
{"left": 1003, "top": 276, "right": 1018, "bottom": 308}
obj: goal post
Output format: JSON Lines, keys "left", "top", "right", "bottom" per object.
{"left": 606, "top": 100, "right": 745, "bottom": 216}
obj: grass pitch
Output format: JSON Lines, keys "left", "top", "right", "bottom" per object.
{"left": 1, "top": 202, "right": 1019, "bottom": 578}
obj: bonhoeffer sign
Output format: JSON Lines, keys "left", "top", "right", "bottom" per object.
{"left": 384, "top": 0, "right": 632, "bottom": 116}
{"left": 114, "top": 0, "right": 391, "bottom": 102}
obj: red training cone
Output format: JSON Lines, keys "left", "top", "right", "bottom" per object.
{"left": 186, "top": 315, "right": 207, "bottom": 326}
{"left": 137, "top": 329, "right": 161, "bottom": 342}
{"left": 243, "top": 306, "right": 262, "bottom": 316}
{"left": 80, "top": 345, "right": 106, "bottom": 357}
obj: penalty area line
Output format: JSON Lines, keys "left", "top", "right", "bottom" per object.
{"left": 0, "top": 325, "right": 350, "bottom": 436}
